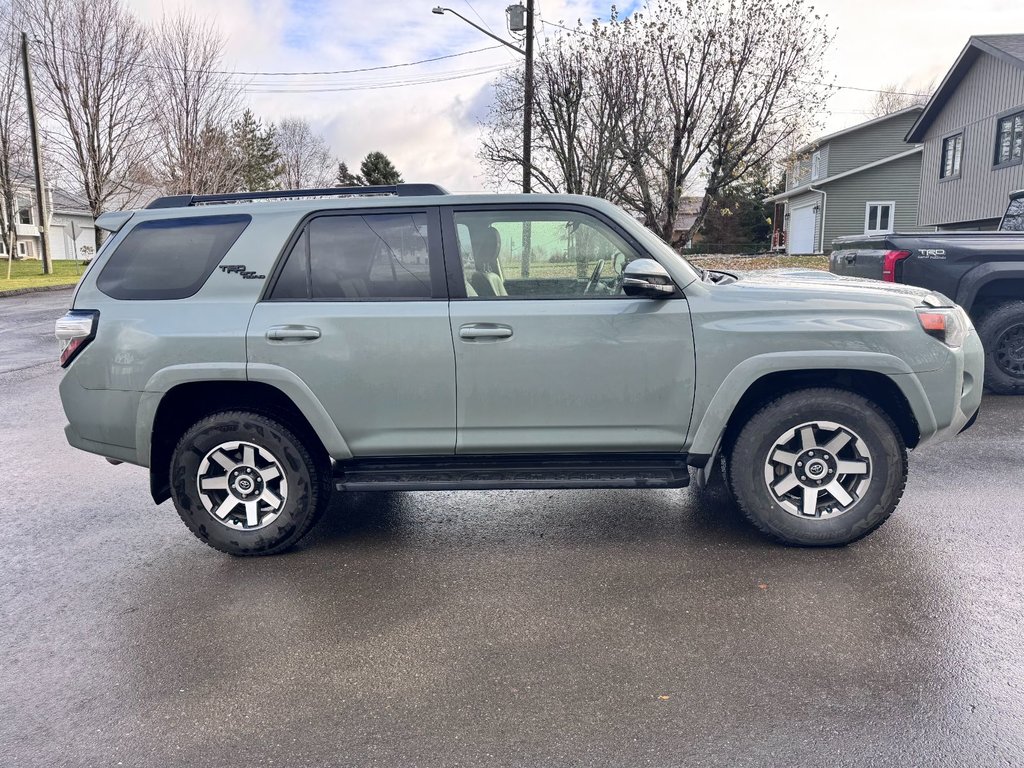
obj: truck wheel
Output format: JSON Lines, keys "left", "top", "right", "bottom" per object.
{"left": 726, "top": 388, "right": 907, "bottom": 546}
{"left": 977, "top": 301, "right": 1024, "bottom": 395}
{"left": 170, "top": 411, "right": 332, "bottom": 556}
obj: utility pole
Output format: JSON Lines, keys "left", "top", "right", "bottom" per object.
{"left": 522, "top": 0, "right": 534, "bottom": 195}
{"left": 21, "top": 31, "right": 51, "bottom": 275}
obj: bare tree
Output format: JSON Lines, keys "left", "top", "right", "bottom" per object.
{"left": 275, "top": 118, "right": 334, "bottom": 189}
{"left": 869, "top": 80, "right": 932, "bottom": 118}
{"left": 27, "top": 0, "right": 153, "bottom": 249}
{"left": 479, "top": 0, "right": 833, "bottom": 246}
{"left": 150, "top": 10, "right": 241, "bottom": 194}
{"left": 0, "top": 0, "right": 29, "bottom": 278}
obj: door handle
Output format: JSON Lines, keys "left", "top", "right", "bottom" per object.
{"left": 266, "top": 325, "right": 321, "bottom": 341}
{"left": 845, "top": 254, "right": 856, "bottom": 264}
{"left": 459, "top": 323, "right": 513, "bottom": 340}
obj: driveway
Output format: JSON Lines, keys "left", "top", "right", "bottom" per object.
{"left": 1, "top": 290, "right": 1022, "bottom": 767}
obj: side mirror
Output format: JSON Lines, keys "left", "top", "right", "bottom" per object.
{"left": 622, "top": 258, "right": 676, "bottom": 298}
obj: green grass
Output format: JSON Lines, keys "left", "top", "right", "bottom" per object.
{"left": 0, "top": 259, "right": 86, "bottom": 292}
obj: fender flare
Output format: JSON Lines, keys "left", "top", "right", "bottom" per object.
{"left": 955, "top": 262, "right": 1024, "bottom": 314}
{"left": 686, "top": 351, "right": 937, "bottom": 460}
{"left": 136, "top": 362, "right": 353, "bottom": 466}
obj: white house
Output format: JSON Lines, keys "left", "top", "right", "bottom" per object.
{"left": 2, "top": 184, "right": 96, "bottom": 261}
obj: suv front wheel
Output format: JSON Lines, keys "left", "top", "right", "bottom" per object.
{"left": 170, "top": 411, "right": 332, "bottom": 556}
{"left": 727, "top": 388, "right": 907, "bottom": 546}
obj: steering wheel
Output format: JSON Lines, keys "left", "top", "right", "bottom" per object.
{"left": 583, "top": 259, "right": 605, "bottom": 294}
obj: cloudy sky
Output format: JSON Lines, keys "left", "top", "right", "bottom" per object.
{"left": 129, "top": 0, "right": 1020, "bottom": 192}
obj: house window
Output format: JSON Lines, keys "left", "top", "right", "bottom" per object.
{"left": 16, "top": 197, "right": 32, "bottom": 225}
{"left": 940, "top": 133, "right": 963, "bottom": 179}
{"left": 994, "top": 111, "right": 1024, "bottom": 167}
{"left": 811, "top": 151, "right": 822, "bottom": 180}
{"left": 865, "top": 202, "right": 895, "bottom": 235}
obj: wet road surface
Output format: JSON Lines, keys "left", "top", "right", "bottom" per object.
{"left": 1, "top": 291, "right": 1022, "bottom": 767}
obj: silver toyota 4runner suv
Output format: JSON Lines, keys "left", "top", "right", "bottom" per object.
{"left": 56, "top": 184, "right": 983, "bottom": 556}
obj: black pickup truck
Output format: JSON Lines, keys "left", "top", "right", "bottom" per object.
{"left": 831, "top": 191, "right": 1024, "bottom": 394}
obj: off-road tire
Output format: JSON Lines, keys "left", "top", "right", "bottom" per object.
{"left": 727, "top": 388, "right": 907, "bottom": 547}
{"left": 170, "top": 411, "right": 332, "bottom": 556}
{"left": 976, "top": 301, "right": 1024, "bottom": 395}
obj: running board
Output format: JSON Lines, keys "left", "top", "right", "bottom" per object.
{"left": 334, "top": 453, "right": 690, "bottom": 492}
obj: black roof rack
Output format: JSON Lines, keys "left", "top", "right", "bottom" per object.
{"left": 146, "top": 183, "right": 450, "bottom": 209}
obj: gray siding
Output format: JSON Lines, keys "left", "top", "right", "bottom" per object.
{"left": 784, "top": 190, "right": 824, "bottom": 253}
{"left": 826, "top": 110, "right": 921, "bottom": 176}
{"left": 822, "top": 152, "right": 923, "bottom": 250}
{"left": 918, "top": 53, "right": 1024, "bottom": 227}
{"left": 787, "top": 144, "right": 830, "bottom": 189}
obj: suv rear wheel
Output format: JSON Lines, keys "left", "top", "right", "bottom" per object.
{"left": 727, "top": 388, "right": 907, "bottom": 546}
{"left": 170, "top": 411, "right": 332, "bottom": 556}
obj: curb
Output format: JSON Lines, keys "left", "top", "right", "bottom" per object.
{"left": 0, "top": 284, "right": 76, "bottom": 299}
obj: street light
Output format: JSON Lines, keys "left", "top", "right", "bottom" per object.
{"left": 433, "top": 3, "right": 534, "bottom": 194}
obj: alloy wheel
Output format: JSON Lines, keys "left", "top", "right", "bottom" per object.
{"left": 763, "top": 420, "right": 872, "bottom": 519}
{"left": 994, "top": 322, "right": 1024, "bottom": 378}
{"left": 196, "top": 441, "right": 289, "bottom": 530}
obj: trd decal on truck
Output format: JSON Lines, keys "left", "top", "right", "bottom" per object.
{"left": 219, "top": 264, "right": 266, "bottom": 279}
{"left": 918, "top": 250, "right": 946, "bottom": 259}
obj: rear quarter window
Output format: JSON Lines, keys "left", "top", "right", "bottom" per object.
{"left": 96, "top": 214, "right": 251, "bottom": 300}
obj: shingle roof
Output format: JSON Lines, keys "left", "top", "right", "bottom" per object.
{"left": 906, "top": 34, "right": 1024, "bottom": 143}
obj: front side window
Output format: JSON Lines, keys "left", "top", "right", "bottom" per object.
{"left": 994, "top": 111, "right": 1024, "bottom": 166}
{"left": 941, "top": 133, "right": 963, "bottom": 179}
{"left": 271, "top": 212, "right": 434, "bottom": 300}
{"left": 453, "top": 209, "right": 642, "bottom": 299}
{"left": 865, "top": 202, "right": 895, "bottom": 235}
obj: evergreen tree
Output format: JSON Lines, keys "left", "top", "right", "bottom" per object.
{"left": 335, "top": 161, "right": 363, "bottom": 187}
{"left": 359, "top": 151, "right": 403, "bottom": 186}
{"left": 231, "top": 109, "right": 281, "bottom": 191}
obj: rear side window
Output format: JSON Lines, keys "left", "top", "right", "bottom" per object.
{"left": 270, "top": 212, "right": 434, "bottom": 300}
{"left": 1002, "top": 197, "right": 1024, "bottom": 232}
{"left": 97, "top": 214, "right": 251, "bottom": 300}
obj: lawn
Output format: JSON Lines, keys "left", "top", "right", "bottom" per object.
{"left": 0, "top": 259, "right": 86, "bottom": 292}
{"left": 688, "top": 253, "right": 830, "bottom": 272}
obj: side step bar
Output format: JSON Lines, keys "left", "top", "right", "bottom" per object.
{"left": 334, "top": 453, "right": 690, "bottom": 492}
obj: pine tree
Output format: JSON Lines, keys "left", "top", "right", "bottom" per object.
{"left": 335, "top": 161, "right": 363, "bottom": 187}
{"left": 231, "top": 109, "right": 281, "bottom": 191}
{"left": 359, "top": 151, "right": 403, "bottom": 186}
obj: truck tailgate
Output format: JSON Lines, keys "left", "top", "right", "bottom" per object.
{"left": 829, "top": 246, "right": 890, "bottom": 281}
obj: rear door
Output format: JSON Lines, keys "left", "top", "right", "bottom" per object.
{"left": 248, "top": 207, "right": 456, "bottom": 456}
{"left": 442, "top": 203, "right": 696, "bottom": 454}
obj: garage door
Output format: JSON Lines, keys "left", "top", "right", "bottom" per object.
{"left": 788, "top": 205, "right": 816, "bottom": 254}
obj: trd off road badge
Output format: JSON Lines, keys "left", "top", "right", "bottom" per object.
{"left": 219, "top": 264, "right": 266, "bottom": 279}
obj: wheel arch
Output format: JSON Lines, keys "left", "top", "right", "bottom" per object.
{"left": 687, "top": 357, "right": 929, "bottom": 473}
{"left": 955, "top": 263, "right": 1024, "bottom": 317}
{"left": 144, "top": 379, "right": 345, "bottom": 505}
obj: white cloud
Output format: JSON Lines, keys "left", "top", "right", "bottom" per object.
{"left": 123, "top": 0, "right": 1020, "bottom": 191}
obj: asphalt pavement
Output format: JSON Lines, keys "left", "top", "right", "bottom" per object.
{"left": 1, "top": 290, "right": 1022, "bottom": 767}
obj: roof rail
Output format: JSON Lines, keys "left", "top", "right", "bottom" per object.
{"left": 145, "top": 183, "right": 450, "bottom": 209}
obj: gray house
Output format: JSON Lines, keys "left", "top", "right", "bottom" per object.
{"left": 767, "top": 107, "right": 923, "bottom": 254}
{"left": 906, "top": 35, "right": 1024, "bottom": 230}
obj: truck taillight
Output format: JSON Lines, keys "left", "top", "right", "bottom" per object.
{"left": 881, "top": 250, "right": 911, "bottom": 282}
{"left": 55, "top": 310, "right": 98, "bottom": 367}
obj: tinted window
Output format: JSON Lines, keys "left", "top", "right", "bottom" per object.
{"left": 97, "top": 214, "right": 250, "bottom": 300}
{"left": 1002, "top": 197, "right": 1024, "bottom": 232}
{"left": 271, "top": 212, "right": 433, "bottom": 300}
{"left": 453, "top": 209, "right": 641, "bottom": 299}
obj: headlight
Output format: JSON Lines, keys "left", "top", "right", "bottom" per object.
{"left": 917, "top": 307, "right": 968, "bottom": 348}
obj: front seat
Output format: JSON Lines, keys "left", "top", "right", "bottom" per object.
{"left": 468, "top": 225, "right": 507, "bottom": 297}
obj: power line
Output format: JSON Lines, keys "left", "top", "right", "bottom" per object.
{"left": 240, "top": 65, "right": 513, "bottom": 94}
{"left": 462, "top": 0, "right": 495, "bottom": 35}
{"left": 21, "top": 40, "right": 505, "bottom": 77}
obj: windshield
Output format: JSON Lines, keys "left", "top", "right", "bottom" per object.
{"left": 618, "top": 214, "right": 702, "bottom": 285}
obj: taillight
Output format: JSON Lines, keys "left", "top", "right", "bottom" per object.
{"left": 55, "top": 310, "right": 98, "bottom": 367}
{"left": 881, "top": 250, "right": 911, "bottom": 282}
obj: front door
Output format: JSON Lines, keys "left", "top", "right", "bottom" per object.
{"left": 248, "top": 208, "right": 456, "bottom": 456}
{"left": 444, "top": 205, "right": 696, "bottom": 454}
